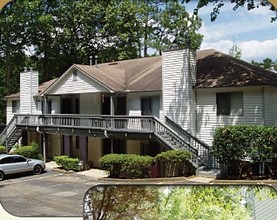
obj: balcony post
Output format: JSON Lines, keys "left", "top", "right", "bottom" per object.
{"left": 110, "top": 95, "right": 115, "bottom": 116}
{"left": 42, "top": 132, "right": 46, "bottom": 162}
{"left": 110, "top": 95, "right": 115, "bottom": 128}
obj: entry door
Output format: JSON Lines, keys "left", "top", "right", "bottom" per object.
{"left": 116, "top": 96, "right": 126, "bottom": 115}
{"left": 141, "top": 98, "right": 152, "bottom": 115}
{"left": 79, "top": 136, "right": 88, "bottom": 162}
{"left": 101, "top": 96, "right": 110, "bottom": 115}
{"left": 63, "top": 135, "right": 72, "bottom": 157}
{"left": 61, "top": 99, "right": 72, "bottom": 114}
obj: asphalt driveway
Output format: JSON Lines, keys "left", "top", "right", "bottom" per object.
{"left": 0, "top": 169, "right": 99, "bottom": 217}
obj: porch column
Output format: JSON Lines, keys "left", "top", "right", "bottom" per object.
{"left": 42, "top": 132, "right": 46, "bottom": 162}
{"left": 110, "top": 95, "right": 115, "bottom": 129}
{"left": 42, "top": 95, "right": 48, "bottom": 114}
{"left": 110, "top": 95, "right": 115, "bottom": 115}
{"left": 111, "top": 138, "right": 114, "bottom": 154}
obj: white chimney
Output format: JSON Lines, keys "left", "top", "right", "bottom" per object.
{"left": 20, "top": 67, "right": 39, "bottom": 114}
{"left": 162, "top": 48, "right": 196, "bottom": 134}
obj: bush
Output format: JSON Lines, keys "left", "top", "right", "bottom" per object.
{"left": 54, "top": 155, "right": 80, "bottom": 171}
{"left": 213, "top": 125, "right": 277, "bottom": 163}
{"left": 212, "top": 125, "right": 277, "bottom": 177}
{"left": 100, "top": 154, "right": 154, "bottom": 179}
{"left": 0, "top": 146, "right": 6, "bottom": 154}
{"left": 155, "top": 150, "right": 192, "bottom": 177}
{"left": 12, "top": 143, "right": 42, "bottom": 160}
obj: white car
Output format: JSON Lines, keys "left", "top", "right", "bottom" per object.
{"left": 0, "top": 154, "right": 45, "bottom": 181}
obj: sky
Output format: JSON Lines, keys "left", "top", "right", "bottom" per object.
{"left": 185, "top": 1, "right": 277, "bottom": 63}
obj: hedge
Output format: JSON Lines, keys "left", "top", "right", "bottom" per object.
{"left": 99, "top": 150, "right": 193, "bottom": 179}
{"left": 212, "top": 125, "right": 277, "bottom": 177}
{"left": 12, "top": 143, "right": 42, "bottom": 159}
{"left": 212, "top": 125, "right": 277, "bottom": 164}
{"left": 54, "top": 155, "right": 80, "bottom": 171}
{"left": 0, "top": 146, "right": 6, "bottom": 154}
{"left": 155, "top": 150, "right": 192, "bottom": 177}
{"left": 100, "top": 154, "right": 154, "bottom": 178}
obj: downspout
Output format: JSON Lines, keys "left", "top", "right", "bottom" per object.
{"left": 110, "top": 93, "right": 114, "bottom": 153}
{"left": 36, "top": 126, "right": 46, "bottom": 162}
{"left": 30, "top": 68, "right": 32, "bottom": 114}
{"left": 262, "top": 87, "right": 265, "bottom": 125}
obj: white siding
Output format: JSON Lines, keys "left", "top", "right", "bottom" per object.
{"left": 254, "top": 196, "right": 277, "bottom": 220}
{"left": 20, "top": 70, "right": 39, "bottom": 114}
{"left": 162, "top": 49, "right": 196, "bottom": 133}
{"left": 6, "top": 98, "right": 19, "bottom": 124}
{"left": 264, "top": 87, "right": 277, "bottom": 126}
{"left": 196, "top": 87, "right": 264, "bottom": 145}
{"left": 127, "top": 92, "right": 162, "bottom": 118}
{"left": 80, "top": 93, "right": 101, "bottom": 114}
{"left": 48, "top": 70, "right": 109, "bottom": 95}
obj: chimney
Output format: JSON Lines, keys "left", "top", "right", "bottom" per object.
{"left": 20, "top": 67, "right": 38, "bottom": 114}
{"left": 95, "top": 55, "right": 98, "bottom": 65}
{"left": 162, "top": 46, "right": 196, "bottom": 134}
{"left": 89, "top": 56, "right": 93, "bottom": 66}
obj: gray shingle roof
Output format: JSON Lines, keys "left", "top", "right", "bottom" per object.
{"left": 6, "top": 49, "right": 277, "bottom": 98}
{"left": 195, "top": 49, "right": 277, "bottom": 88}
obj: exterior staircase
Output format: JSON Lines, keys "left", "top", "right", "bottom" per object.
{"left": 0, "top": 116, "right": 22, "bottom": 152}
{"left": 153, "top": 116, "right": 219, "bottom": 172}
{"left": 0, "top": 114, "right": 219, "bottom": 176}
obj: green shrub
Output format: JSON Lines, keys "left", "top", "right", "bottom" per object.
{"left": 212, "top": 125, "right": 277, "bottom": 177}
{"left": 54, "top": 155, "right": 80, "bottom": 171}
{"left": 0, "top": 146, "right": 6, "bottom": 154}
{"left": 100, "top": 154, "right": 154, "bottom": 178}
{"left": 155, "top": 150, "right": 191, "bottom": 162}
{"left": 155, "top": 150, "right": 192, "bottom": 177}
{"left": 13, "top": 143, "right": 42, "bottom": 159}
{"left": 212, "top": 125, "right": 277, "bottom": 164}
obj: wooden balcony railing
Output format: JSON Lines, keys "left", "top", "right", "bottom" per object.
{"left": 1, "top": 114, "right": 217, "bottom": 168}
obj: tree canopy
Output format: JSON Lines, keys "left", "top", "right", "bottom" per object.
{"left": 0, "top": 0, "right": 203, "bottom": 123}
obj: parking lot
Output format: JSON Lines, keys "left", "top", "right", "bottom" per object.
{"left": 0, "top": 168, "right": 100, "bottom": 217}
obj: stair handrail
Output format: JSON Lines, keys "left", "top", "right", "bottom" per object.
{"left": 0, "top": 115, "right": 18, "bottom": 145}
{"left": 165, "top": 116, "right": 219, "bottom": 169}
{"left": 152, "top": 117, "right": 200, "bottom": 166}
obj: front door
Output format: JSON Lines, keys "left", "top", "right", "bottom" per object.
{"left": 63, "top": 135, "right": 72, "bottom": 157}
{"left": 141, "top": 98, "right": 152, "bottom": 115}
{"left": 61, "top": 99, "right": 72, "bottom": 114}
{"left": 79, "top": 136, "right": 88, "bottom": 162}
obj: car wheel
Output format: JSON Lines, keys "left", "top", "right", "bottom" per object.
{"left": 33, "top": 165, "right": 42, "bottom": 175}
{"left": 0, "top": 171, "right": 4, "bottom": 181}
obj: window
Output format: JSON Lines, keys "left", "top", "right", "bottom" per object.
{"left": 216, "top": 92, "right": 243, "bottom": 116}
{"left": 141, "top": 96, "right": 160, "bottom": 117}
{"left": 12, "top": 156, "right": 26, "bottom": 163}
{"left": 102, "top": 139, "right": 126, "bottom": 155}
{"left": 72, "top": 70, "right": 77, "bottom": 81}
{"left": 12, "top": 100, "right": 19, "bottom": 113}
{"left": 0, "top": 157, "right": 12, "bottom": 164}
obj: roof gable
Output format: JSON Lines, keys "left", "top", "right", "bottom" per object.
{"left": 43, "top": 65, "right": 111, "bottom": 95}
{"left": 75, "top": 56, "right": 162, "bottom": 91}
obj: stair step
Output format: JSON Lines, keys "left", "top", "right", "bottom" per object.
{"left": 196, "top": 166, "right": 221, "bottom": 178}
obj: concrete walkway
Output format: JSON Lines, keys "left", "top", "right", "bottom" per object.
{"left": 45, "top": 161, "right": 215, "bottom": 183}
{"left": 46, "top": 161, "right": 109, "bottom": 178}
